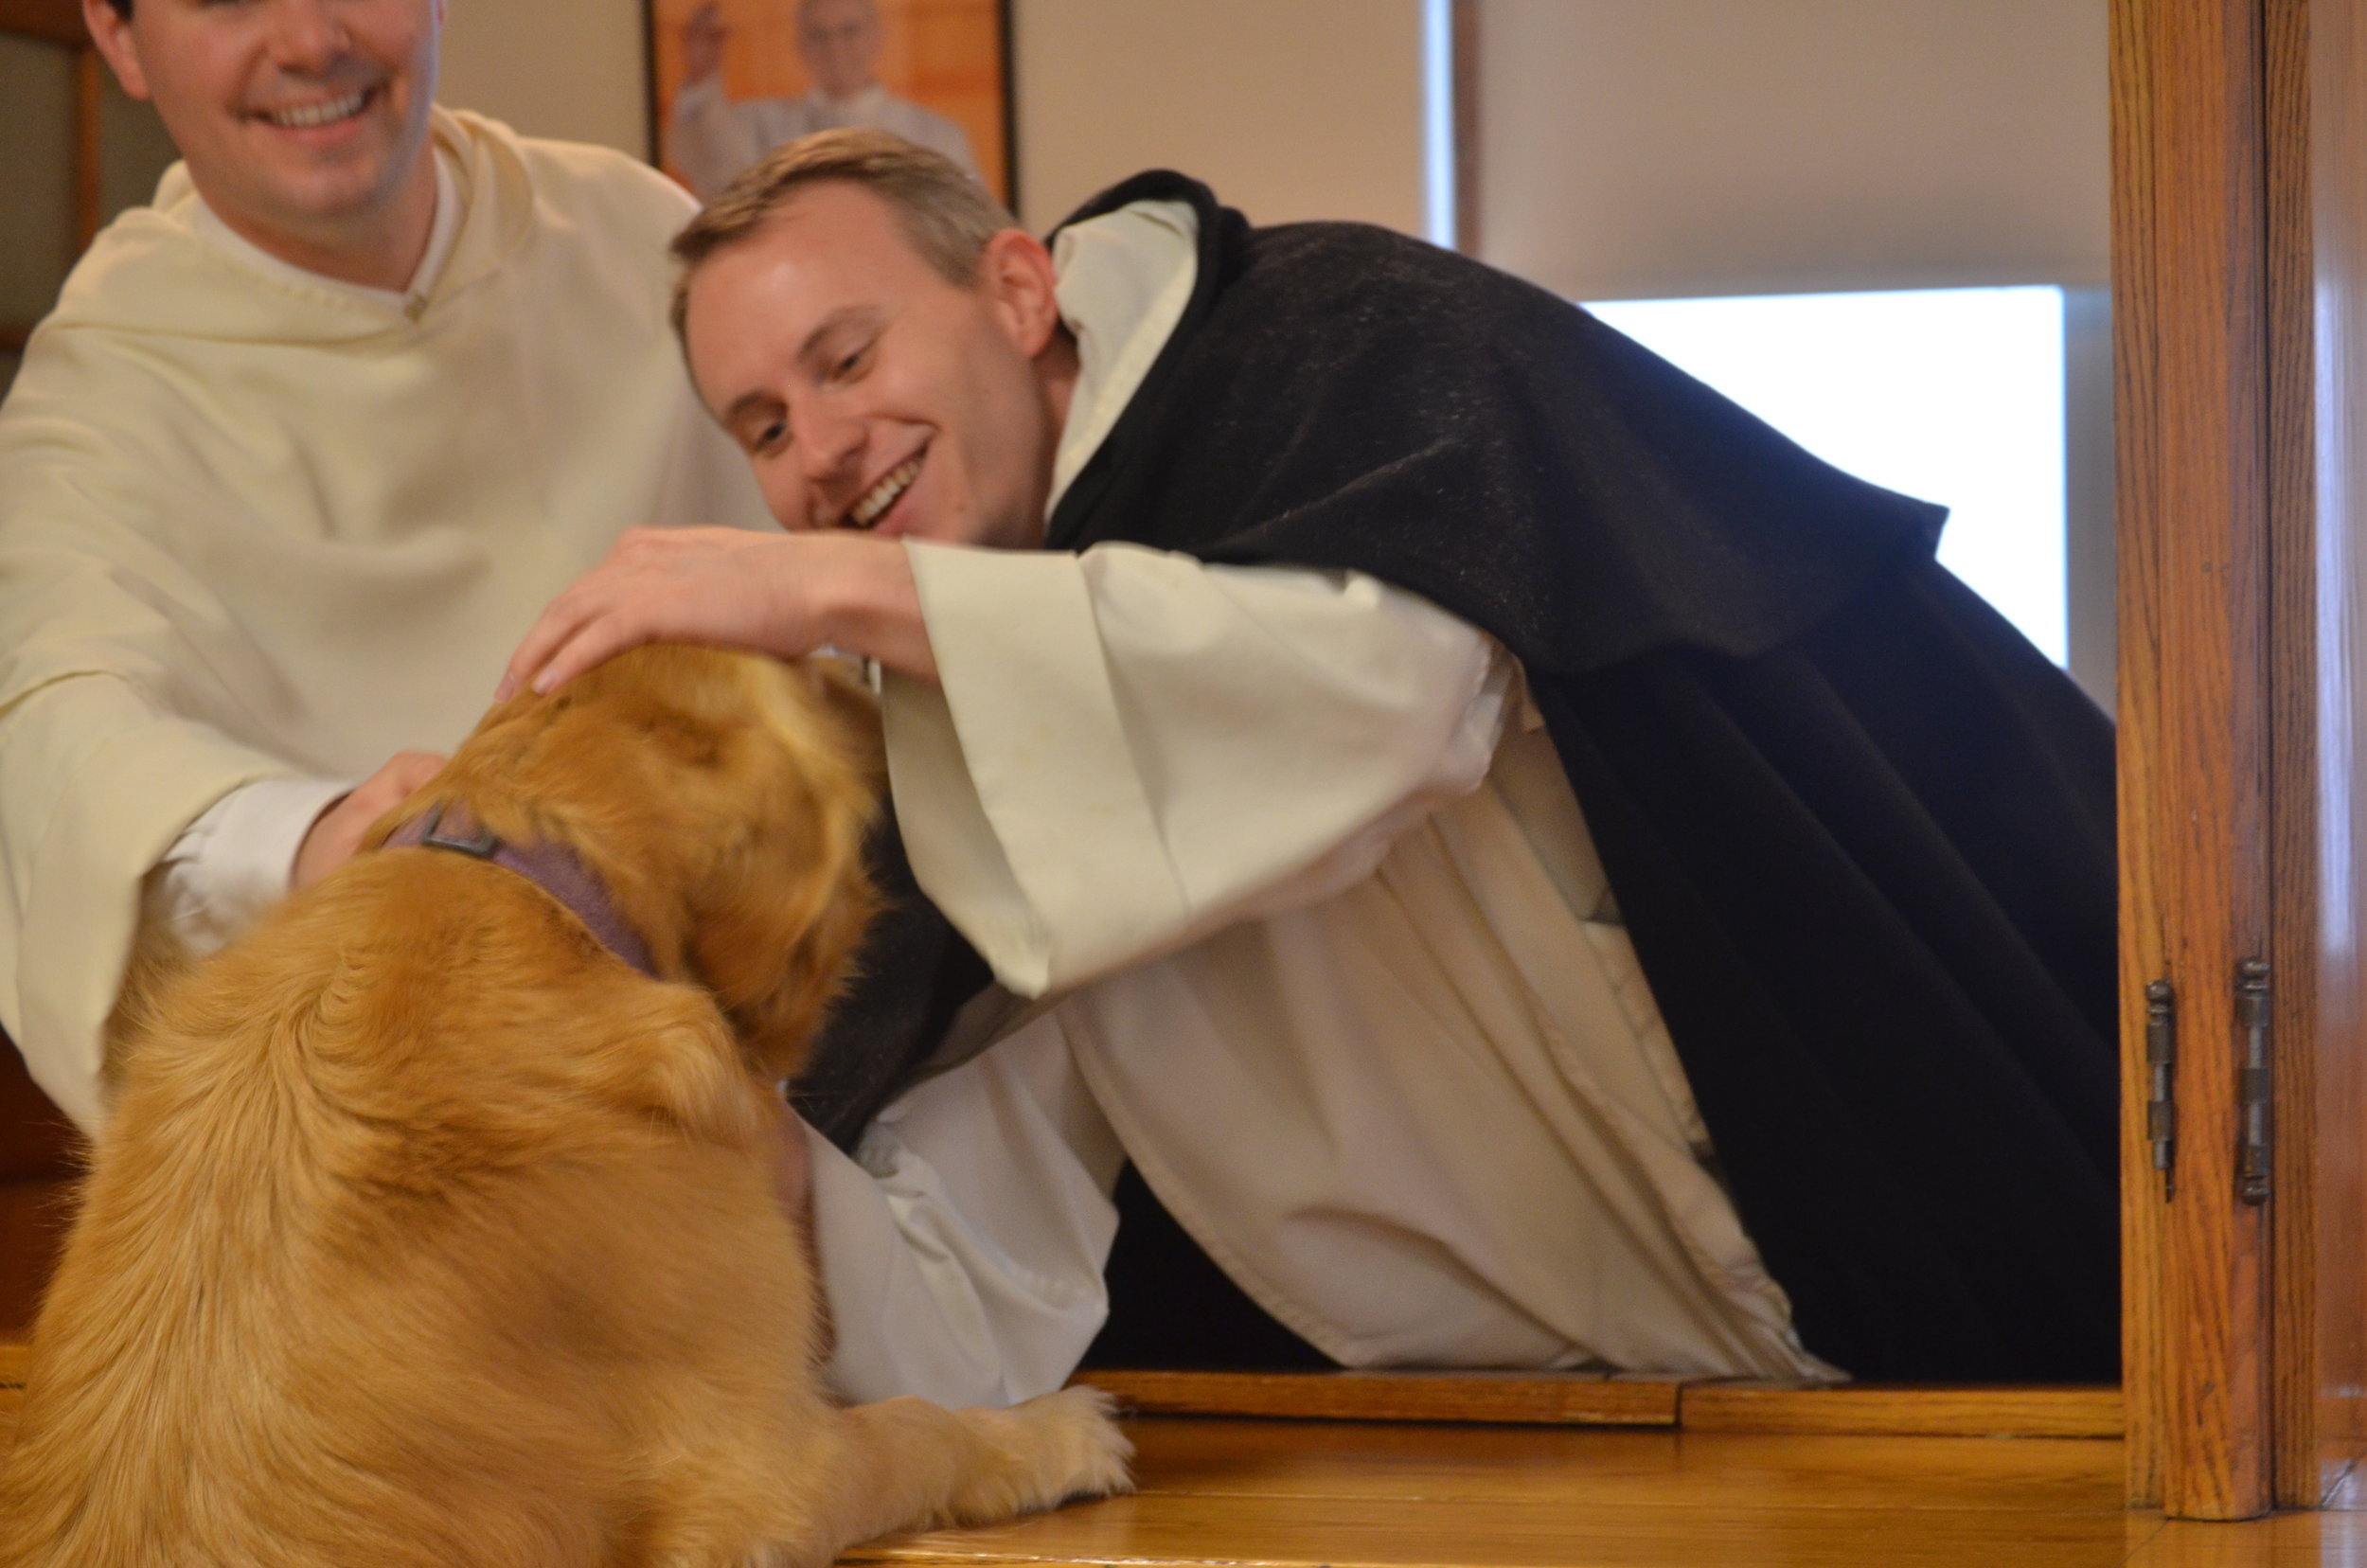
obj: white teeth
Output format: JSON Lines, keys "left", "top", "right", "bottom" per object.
{"left": 848, "top": 456, "right": 921, "bottom": 529}
{"left": 264, "top": 90, "right": 369, "bottom": 129}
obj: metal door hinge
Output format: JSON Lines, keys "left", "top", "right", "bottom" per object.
{"left": 2236, "top": 958, "right": 2271, "bottom": 1205}
{"left": 2145, "top": 980, "right": 2177, "bottom": 1199}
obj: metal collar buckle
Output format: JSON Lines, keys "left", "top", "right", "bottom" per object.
{"left": 418, "top": 801, "right": 501, "bottom": 859}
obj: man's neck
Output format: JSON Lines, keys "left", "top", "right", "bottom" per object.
{"left": 1039, "top": 325, "right": 1082, "bottom": 440}
{"left": 194, "top": 153, "right": 440, "bottom": 294}
{"left": 1023, "top": 326, "right": 1083, "bottom": 541}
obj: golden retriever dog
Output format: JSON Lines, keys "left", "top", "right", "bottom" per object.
{"left": 0, "top": 645, "right": 1130, "bottom": 1567}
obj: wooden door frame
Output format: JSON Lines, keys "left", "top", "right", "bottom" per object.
{"left": 2268, "top": 0, "right": 2367, "bottom": 1512}
{"left": 2116, "top": 0, "right": 2367, "bottom": 1517}
{"left": 0, "top": 0, "right": 110, "bottom": 250}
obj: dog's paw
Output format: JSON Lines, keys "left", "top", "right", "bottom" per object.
{"left": 1015, "top": 1384, "right": 1135, "bottom": 1504}
{"left": 943, "top": 1384, "right": 1134, "bottom": 1525}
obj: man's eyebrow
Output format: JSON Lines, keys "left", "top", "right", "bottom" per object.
{"left": 796, "top": 305, "right": 883, "bottom": 370}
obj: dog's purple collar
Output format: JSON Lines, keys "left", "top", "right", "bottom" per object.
{"left": 383, "top": 802, "right": 657, "bottom": 979}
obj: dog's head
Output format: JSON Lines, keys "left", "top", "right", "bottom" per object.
{"left": 368, "top": 646, "right": 881, "bottom": 1080}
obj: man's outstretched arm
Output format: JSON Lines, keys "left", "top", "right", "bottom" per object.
{"left": 500, "top": 531, "right": 1506, "bottom": 998}
{"left": 142, "top": 751, "right": 452, "bottom": 969}
{"left": 498, "top": 527, "right": 935, "bottom": 699}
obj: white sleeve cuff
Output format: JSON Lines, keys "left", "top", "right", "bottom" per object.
{"left": 810, "top": 1017, "right": 1119, "bottom": 1408}
{"left": 884, "top": 542, "right": 1186, "bottom": 995}
{"left": 148, "top": 775, "right": 353, "bottom": 958}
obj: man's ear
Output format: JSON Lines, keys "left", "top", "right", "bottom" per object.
{"left": 977, "top": 227, "right": 1066, "bottom": 358}
{"left": 81, "top": 0, "right": 151, "bottom": 101}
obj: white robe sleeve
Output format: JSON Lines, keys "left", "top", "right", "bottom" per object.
{"left": 143, "top": 776, "right": 354, "bottom": 961}
{"left": 881, "top": 541, "right": 1511, "bottom": 996}
{"left": 809, "top": 1012, "right": 1123, "bottom": 1408}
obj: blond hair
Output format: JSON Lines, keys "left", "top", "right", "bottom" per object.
{"left": 669, "top": 130, "right": 1013, "bottom": 335}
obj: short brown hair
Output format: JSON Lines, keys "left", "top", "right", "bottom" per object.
{"left": 668, "top": 130, "right": 1013, "bottom": 337}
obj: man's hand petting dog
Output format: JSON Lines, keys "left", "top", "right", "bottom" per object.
{"left": 498, "top": 526, "right": 937, "bottom": 700}
{"left": 293, "top": 749, "right": 449, "bottom": 890}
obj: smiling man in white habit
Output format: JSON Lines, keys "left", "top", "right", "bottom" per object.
{"left": 0, "top": 0, "right": 770, "bottom": 1135}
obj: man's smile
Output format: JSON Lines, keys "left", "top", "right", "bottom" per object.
{"left": 847, "top": 451, "right": 923, "bottom": 529}
{"left": 252, "top": 85, "right": 379, "bottom": 134}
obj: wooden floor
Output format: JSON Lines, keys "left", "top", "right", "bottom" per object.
{"left": 6, "top": 1350, "right": 2358, "bottom": 1564}
{"left": 849, "top": 1417, "right": 2361, "bottom": 1568}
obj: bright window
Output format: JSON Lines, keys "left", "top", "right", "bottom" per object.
{"left": 1583, "top": 287, "right": 2069, "bottom": 666}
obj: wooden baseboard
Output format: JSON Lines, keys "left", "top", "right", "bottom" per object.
{"left": 1677, "top": 1381, "right": 2122, "bottom": 1438}
{"left": 0, "top": 1180, "right": 77, "bottom": 1342}
{"left": 1080, "top": 1368, "right": 1685, "bottom": 1426}
{"left": 1078, "top": 1368, "right": 2123, "bottom": 1438}
{"left": 1, "top": 1342, "right": 22, "bottom": 1447}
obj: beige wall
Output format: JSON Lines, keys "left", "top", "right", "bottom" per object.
{"left": 1008, "top": 0, "right": 1426, "bottom": 235}
{"left": 425, "top": 0, "right": 2109, "bottom": 302}
{"left": 431, "top": 0, "right": 1432, "bottom": 234}
{"left": 437, "top": 0, "right": 650, "bottom": 158}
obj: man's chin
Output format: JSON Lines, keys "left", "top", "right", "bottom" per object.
{"left": 234, "top": 156, "right": 423, "bottom": 246}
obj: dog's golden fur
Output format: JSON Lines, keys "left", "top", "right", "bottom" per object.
{"left": 0, "top": 645, "right": 1130, "bottom": 1567}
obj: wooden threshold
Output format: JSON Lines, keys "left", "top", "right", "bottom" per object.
{"left": 1080, "top": 1368, "right": 1684, "bottom": 1427}
{"left": 1679, "top": 1380, "right": 2124, "bottom": 1438}
{"left": 1079, "top": 1367, "right": 2123, "bottom": 1438}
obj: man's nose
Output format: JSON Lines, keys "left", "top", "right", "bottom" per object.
{"left": 267, "top": 0, "right": 350, "bottom": 73}
{"left": 792, "top": 405, "right": 865, "bottom": 492}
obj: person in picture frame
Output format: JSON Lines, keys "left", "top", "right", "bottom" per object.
{"left": 666, "top": 0, "right": 981, "bottom": 204}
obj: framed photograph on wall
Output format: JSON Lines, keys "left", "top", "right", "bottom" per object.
{"left": 643, "top": 0, "right": 1015, "bottom": 210}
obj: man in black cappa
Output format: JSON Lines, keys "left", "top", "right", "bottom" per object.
{"left": 507, "top": 132, "right": 2115, "bottom": 1397}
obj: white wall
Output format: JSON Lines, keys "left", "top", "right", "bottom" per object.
{"left": 436, "top": 0, "right": 649, "bottom": 158}
{"left": 1008, "top": 0, "right": 1426, "bottom": 235}
{"left": 1476, "top": 0, "right": 2110, "bottom": 301}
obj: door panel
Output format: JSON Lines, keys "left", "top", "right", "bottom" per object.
{"left": 2113, "top": 0, "right": 2274, "bottom": 1519}
{"left": 2120, "top": 0, "right": 2367, "bottom": 1517}
{"left": 2270, "top": 0, "right": 2367, "bottom": 1507}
